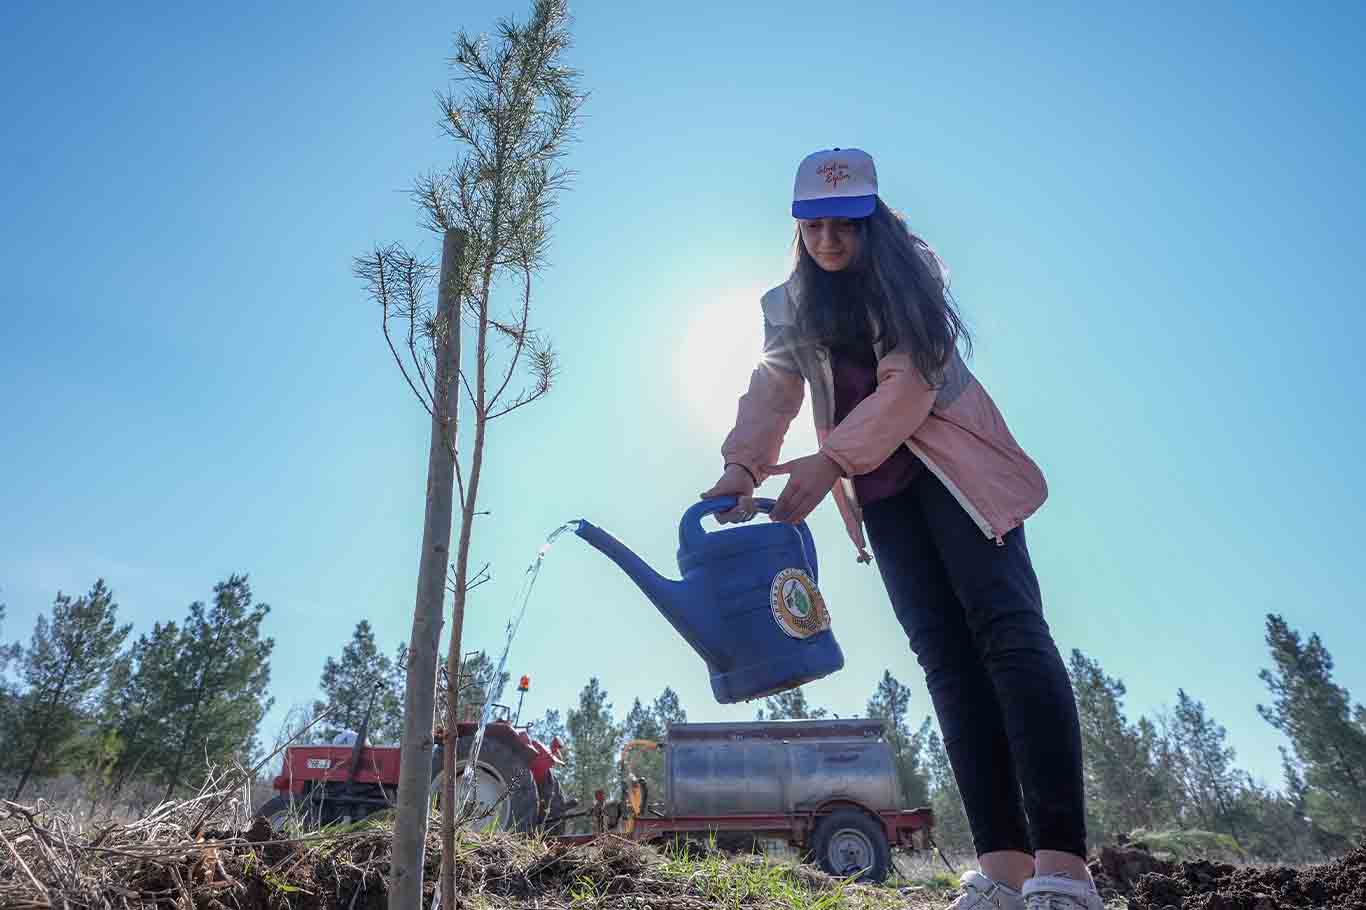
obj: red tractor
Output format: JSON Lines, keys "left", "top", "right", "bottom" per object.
{"left": 256, "top": 699, "right": 569, "bottom": 833}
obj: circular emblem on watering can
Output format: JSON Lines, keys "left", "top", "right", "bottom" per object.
{"left": 769, "top": 568, "right": 830, "bottom": 639}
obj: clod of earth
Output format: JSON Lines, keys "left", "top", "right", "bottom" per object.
{"left": 1090, "top": 841, "right": 1366, "bottom": 910}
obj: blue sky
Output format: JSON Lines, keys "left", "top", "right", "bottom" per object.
{"left": 3, "top": 1, "right": 1364, "bottom": 790}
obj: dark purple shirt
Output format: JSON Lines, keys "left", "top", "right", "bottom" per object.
{"left": 829, "top": 342, "right": 923, "bottom": 506}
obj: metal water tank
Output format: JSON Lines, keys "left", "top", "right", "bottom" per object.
{"left": 663, "top": 719, "right": 899, "bottom": 817}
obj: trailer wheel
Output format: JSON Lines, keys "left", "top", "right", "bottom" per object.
{"left": 810, "top": 810, "right": 891, "bottom": 883}
{"left": 431, "top": 735, "right": 539, "bottom": 832}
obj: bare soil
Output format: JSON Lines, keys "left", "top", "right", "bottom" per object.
{"left": 1089, "top": 842, "right": 1366, "bottom": 910}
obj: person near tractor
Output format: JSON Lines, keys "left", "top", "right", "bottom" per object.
{"left": 701, "top": 148, "right": 1102, "bottom": 910}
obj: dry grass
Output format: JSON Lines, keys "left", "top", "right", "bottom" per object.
{"left": 0, "top": 776, "right": 184, "bottom": 831}
{"left": 0, "top": 774, "right": 963, "bottom": 910}
{"left": 0, "top": 768, "right": 262, "bottom": 909}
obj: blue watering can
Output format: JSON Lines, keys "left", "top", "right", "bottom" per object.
{"left": 575, "top": 497, "right": 845, "bottom": 703}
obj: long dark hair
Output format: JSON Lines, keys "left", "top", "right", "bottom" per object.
{"left": 792, "top": 199, "right": 971, "bottom": 383}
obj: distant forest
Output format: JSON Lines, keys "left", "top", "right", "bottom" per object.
{"left": 2, "top": 578, "right": 1363, "bottom": 861}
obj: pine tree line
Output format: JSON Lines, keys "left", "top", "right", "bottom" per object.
{"left": 3, "top": 580, "right": 1362, "bottom": 863}
{"left": 494, "top": 615, "right": 1364, "bottom": 862}
{"left": 289, "top": 622, "right": 509, "bottom": 747}
{"left": 0, "top": 577, "right": 273, "bottom": 809}
{"left": 0, "top": 589, "right": 506, "bottom": 811}
{"left": 1063, "top": 615, "right": 1365, "bottom": 861}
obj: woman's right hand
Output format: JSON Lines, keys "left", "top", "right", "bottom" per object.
{"left": 700, "top": 464, "right": 758, "bottom": 524}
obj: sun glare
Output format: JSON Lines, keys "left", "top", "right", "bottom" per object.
{"left": 675, "top": 286, "right": 768, "bottom": 435}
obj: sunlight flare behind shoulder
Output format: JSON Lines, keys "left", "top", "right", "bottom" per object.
{"left": 675, "top": 285, "right": 768, "bottom": 434}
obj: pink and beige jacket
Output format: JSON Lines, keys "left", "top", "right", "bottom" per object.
{"left": 721, "top": 256, "right": 1047, "bottom": 563}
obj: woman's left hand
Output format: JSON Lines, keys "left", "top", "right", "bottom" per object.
{"left": 765, "top": 453, "right": 844, "bottom": 524}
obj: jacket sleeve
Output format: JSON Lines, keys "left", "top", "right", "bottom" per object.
{"left": 819, "top": 350, "right": 936, "bottom": 476}
{"left": 720, "top": 314, "right": 805, "bottom": 484}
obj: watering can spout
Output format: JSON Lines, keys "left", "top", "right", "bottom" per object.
{"left": 574, "top": 520, "right": 688, "bottom": 615}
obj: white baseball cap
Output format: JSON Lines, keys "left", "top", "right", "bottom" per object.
{"left": 791, "top": 147, "right": 878, "bottom": 219}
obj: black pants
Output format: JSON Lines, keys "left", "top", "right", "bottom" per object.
{"left": 862, "top": 470, "right": 1087, "bottom": 859}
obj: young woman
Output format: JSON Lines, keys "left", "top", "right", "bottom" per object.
{"left": 701, "top": 148, "right": 1102, "bottom": 910}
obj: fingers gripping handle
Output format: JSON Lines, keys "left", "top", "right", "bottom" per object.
{"left": 680, "top": 498, "right": 819, "bottom": 581}
{"left": 680, "top": 497, "right": 777, "bottom": 550}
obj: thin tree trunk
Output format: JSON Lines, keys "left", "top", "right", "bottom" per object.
{"left": 12, "top": 662, "right": 73, "bottom": 799}
{"left": 440, "top": 382, "right": 488, "bottom": 893}
{"left": 440, "top": 278, "right": 493, "bottom": 910}
{"left": 12, "top": 715, "right": 50, "bottom": 800}
{"left": 165, "top": 700, "right": 202, "bottom": 801}
{"left": 110, "top": 735, "right": 147, "bottom": 801}
{"left": 12, "top": 706, "right": 48, "bottom": 800}
{"left": 440, "top": 165, "right": 503, "bottom": 910}
{"left": 389, "top": 228, "right": 466, "bottom": 910}
{"left": 164, "top": 654, "right": 218, "bottom": 802}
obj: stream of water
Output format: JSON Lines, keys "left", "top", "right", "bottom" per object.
{"left": 455, "top": 520, "right": 582, "bottom": 823}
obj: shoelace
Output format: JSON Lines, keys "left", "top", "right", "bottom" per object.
{"left": 949, "top": 883, "right": 1009, "bottom": 910}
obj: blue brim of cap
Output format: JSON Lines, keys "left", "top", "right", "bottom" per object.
{"left": 792, "top": 195, "right": 876, "bottom": 219}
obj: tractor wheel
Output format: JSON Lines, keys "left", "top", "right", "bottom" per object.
{"left": 809, "top": 809, "right": 891, "bottom": 883}
{"left": 430, "top": 735, "right": 539, "bottom": 833}
{"left": 255, "top": 794, "right": 319, "bottom": 835}
{"left": 541, "top": 774, "right": 568, "bottom": 835}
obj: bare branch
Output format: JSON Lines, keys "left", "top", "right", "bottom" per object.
{"left": 454, "top": 450, "right": 465, "bottom": 504}
{"left": 353, "top": 247, "right": 435, "bottom": 416}
{"left": 403, "top": 256, "right": 436, "bottom": 405}
{"left": 487, "top": 331, "right": 557, "bottom": 420}
{"left": 458, "top": 368, "right": 479, "bottom": 417}
{"left": 446, "top": 561, "right": 492, "bottom": 596}
{"left": 187, "top": 704, "right": 339, "bottom": 838}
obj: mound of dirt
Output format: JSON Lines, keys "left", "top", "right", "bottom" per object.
{"left": 1090, "top": 842, "right": 1366, "bottom": 910}
{"left": 1089, "top": 843, "right": 1179, "bottom": 897}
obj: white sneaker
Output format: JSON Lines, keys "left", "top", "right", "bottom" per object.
{"left": 1022, "top": 873, "right": 1104, "bottom": 910}
{"left": 946, "top": 870, "right": 1024, "bottom": 910}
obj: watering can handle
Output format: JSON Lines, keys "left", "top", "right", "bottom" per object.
{"left": 682, "top": 495, "right": 777, "bottom": 532}
{"left": 680, "top": 497, "right": 819, "bottom": 581}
